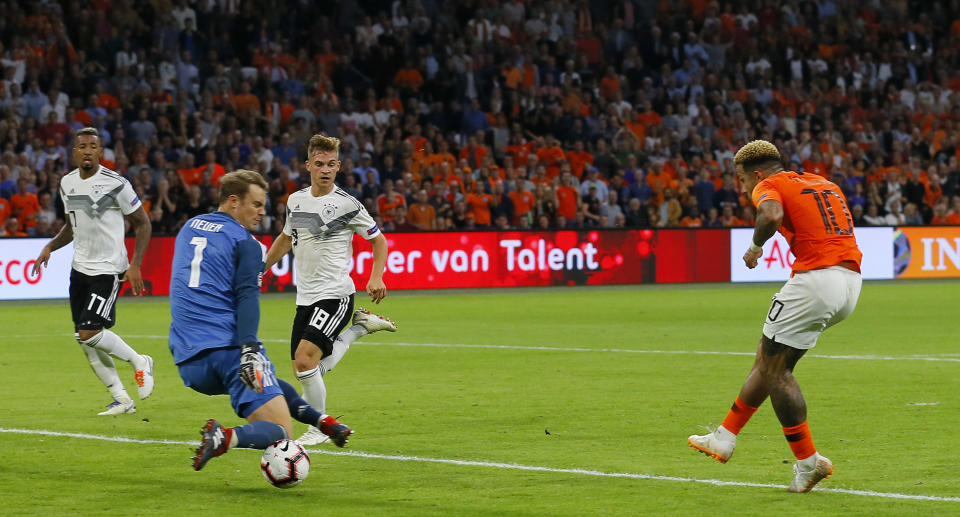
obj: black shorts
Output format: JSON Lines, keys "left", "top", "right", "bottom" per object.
{"left": 290, "top": 295, "right": 355, "bottom": 359}
{"left": 70, "top": 269, "right": 124, "bottom": 331}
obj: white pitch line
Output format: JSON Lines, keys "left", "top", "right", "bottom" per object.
{"left": 1, "top": 427, "right": 957, "bottom": 503}
{"left": 7, "top": 333, "right": 960, "bottom": 363}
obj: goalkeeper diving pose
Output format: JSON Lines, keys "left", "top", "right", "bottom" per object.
{"left": 167, "top": 169, "right": 352, "bottom": 472}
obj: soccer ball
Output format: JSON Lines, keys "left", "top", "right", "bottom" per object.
{"left": 260, "top": 439, "right": 310, "bottom": 488}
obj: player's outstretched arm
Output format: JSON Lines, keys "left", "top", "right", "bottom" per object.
{"left": 264, "top": 232, "right": 292, "bottom": 272}
{"left": 234, "top": 238, "right": 264, "bottom": 347}
{"left": 744, "top": 200, "right": 783, "bottom": 269}
{"left": 123, "top": 206, "right": 152, "bottom": 295}
{"left": 33, "top": 213, "right": 74, "bottom": 275}
{"left": 366, "top": 233, "right": 388, "bottom": 304}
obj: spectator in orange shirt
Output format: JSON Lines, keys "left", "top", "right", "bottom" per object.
{"left": 599, "top": 65, "right": 621, "bottom": 101}
{"left": 565, "top": 139, "right": 594, "bottom": 180}
{"left": 555, "top": 173, "right": 580, "bottom": 220}
{"left": 924, "top": 172, "right": 943, "bottom": 208}
{"left": 801, "top": 149, "right": 829, "bottom": 177}
{"left": 623, "top": 108, "right": 646, "bottom": 142}
{"left": 645, "top": 166, "right": 669, "bottom": 191}
{"left": 178, "top": 154, "right": 203, "bottom": 187}
{"left": 407, "top": 189, "right": 436, "bottom": 230}
{"left": 508, "top": 178, "right": 536, "bottom": 225}
{"left": 459, "top": 135, "right": 490, "bottom": 171}
{"left": 419, "top": 141, "right": 450, "bottom": 173}
{"left": 197, "top": 150, "right": 227, "bottom": 186}
{"left": 379, "top": 86, "right": 404, "bottom": 113}
{"left": 2, "top": 217, "right": 26, "bottom": 237}
{"left": 535, "top": 135, "right": 565, "bottom": 179}
{"left": 679, "top": 205, "right": 703, "bottom": 227}
{"left": 95, "top": 82, "right": 119, "bottom": 110}
{"left": 505, "top": 134, "right": 533, "bottom": 167}
{"left": 10, "top": 178, "right": 40, "bottom": 230}
{"left": 719, "top": 204, "right": 743, "bottom": 227}
{"left": 230, "top": 80, "right": 261, "bottom": 118}
{"left": 0, "top": 195, "right": 11, "bottom": 224}
{"left": 636, "top": 100, "right": 662, "bottom": 127}
{"left": 314, "top": 40, "right": 339, "bottom": 78}
{"left": 394, "top": 59, "right": 424, "bottom": 94}
{"left": 501, "top": 60, "right": 522, "bottom": 90}
{"left": 376, "top": 179, "right": 406, "bottom": 222}
{"left": 948, "top": 196, "right": 960, "bottom": 224}
{"left": 930, "top": 199, "right": 951, "bottom": 225}
{"left": 464, "top": 183, "right": 493, "bottom": 226}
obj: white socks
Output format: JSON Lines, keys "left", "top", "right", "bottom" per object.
{"left": 298, "top": 326, "right": 367, "bottom": 417}
{"left": 319, "top": 324, "right": 366, "bottom": 373}
{"left": 296, "top": 366, "right": 326, "bottom": 414}
{"left": 80, "top": 342, "right": 132, "bottom": 403}
{"left": 81, "top": 330, "right": 147, "bottom": 370}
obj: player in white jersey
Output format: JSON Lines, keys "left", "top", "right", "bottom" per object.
{"left": 265, "top": 134, "right": 397, "bottom": 445}
{"left": 32, "top": 127, "right": 156, "bottom": 416}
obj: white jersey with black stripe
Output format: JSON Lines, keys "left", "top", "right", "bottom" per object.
{"left": 283, "top": 186, "right": 381, "bottom": 305}
{"left": 60, "top": 165, "right": 141, "bottom": 275}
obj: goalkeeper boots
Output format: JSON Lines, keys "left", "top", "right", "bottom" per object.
{"left": 319, "top": 415, "right": 354, "bottom": 448}
{"left": 193, "top": 419, "right": 230, "bottom": 471}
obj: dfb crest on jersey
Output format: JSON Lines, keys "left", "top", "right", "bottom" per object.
{"left": 321, "top": 203, "right": 336, "bottom": 220}
{"left": 92, "top": 184, "right": 105, "bottom": 197}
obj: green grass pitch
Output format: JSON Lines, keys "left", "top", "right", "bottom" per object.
{"left": 1, "top": 281, "right": 958, "bottom": 515}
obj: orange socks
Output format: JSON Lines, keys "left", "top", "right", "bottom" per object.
{"left": 720, "top": 397, "right": 758, "bottom": 435}
{"left": 783, "top": 421, "right": 817, "bottom": 460}
{"left": 720, "top": 398, "right": 818, "bottom": 460}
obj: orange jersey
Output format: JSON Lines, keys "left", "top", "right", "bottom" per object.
{"left": 556, "top": 186, "right": 579, "bottom": 219}
{"left": 508, "top": 190, "right": 535, "bottom": 221}
{"left": 752, "top": 171, "right": 862, "bottom": 273}
{"left": 465, "top": 192, "right": 493, "bottom": 225}
{"left": 377, "top": 192, "right": 406, "bottom": 221}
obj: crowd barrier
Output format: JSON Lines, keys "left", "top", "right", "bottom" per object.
{"left": 2, "top": 226, "right": 958, "bottom": 300}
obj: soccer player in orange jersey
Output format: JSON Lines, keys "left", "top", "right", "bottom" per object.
{"left": 688, "top": 140, "right": 863, "bottom": 493}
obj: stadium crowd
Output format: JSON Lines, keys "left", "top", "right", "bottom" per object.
{"left": 2, "top": 0, "right": 960, "bottom": 238}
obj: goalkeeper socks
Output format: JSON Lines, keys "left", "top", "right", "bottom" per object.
{"left": 85, "top": 330, "right": 146, "bottom": 369}
{"left": 233, "top": 420, "right": 287, "bottom": 449}
{"left": 720, "top": 397, "right": 758, "bottom": 435}
{"left": 296, "top": 366, "right": 326, "bottom": 414}
{"left": 783, "top": 421, "right": 818, "bottom": 460}
{"left": 278, "top": 379, "right": 324, "bottom": 426}
{"left": 319, "top": 325, "right": 364, "bottom": 373}
{"left": 79, "top": 341, "right": 131, "bottom": 403}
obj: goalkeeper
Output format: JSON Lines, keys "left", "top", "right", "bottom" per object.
{"left": 167, "top": 170, "right": 352, "bottom": 472}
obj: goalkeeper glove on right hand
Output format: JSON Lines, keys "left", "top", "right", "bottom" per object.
{"left": 239, "top": 342, "right": 265, "bottom": 393}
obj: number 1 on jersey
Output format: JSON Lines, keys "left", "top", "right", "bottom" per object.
{"left": 188, "top": 236, "right": 207, "bottom": 287}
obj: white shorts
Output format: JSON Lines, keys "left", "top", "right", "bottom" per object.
{"left": 762, "top": 266, "right": 862, "bottom": 349}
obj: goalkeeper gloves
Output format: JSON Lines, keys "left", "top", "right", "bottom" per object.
{"left": 239, "top": 342, "right": 266, "bottom": 393}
